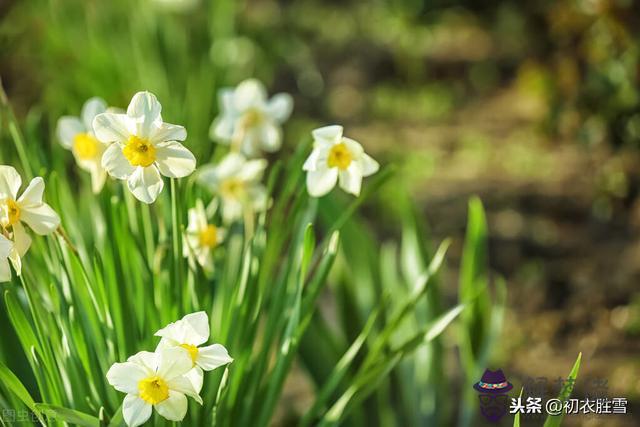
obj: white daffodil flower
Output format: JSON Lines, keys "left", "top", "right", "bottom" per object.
{"left": 93, "top": 91, "right": 196, "bottom": 204}
{"left": 0, "top": 166, "right": 60, "bottom": 264}
{"left": 210, "top": 79, "right": 293, "bottom": 156}
{"left": 0, "top": 235, "right": 14, "bottom": 282}
{"left": 106, "top": 347, "right": 202, "bottom": 427}
{"left": 197, "top": 153, "right": 268, "bottom": 223}
{"left": 155, "top": 312, "right": 233, "bottom": 394}
{"left": 56, "top": 97, "right": 108, "bottom": 193}
{"left": 303, "top": 125, "right": 379, "bottom": 197}
{"left": 183, "top": 200, "right": 226, "bottom": 271}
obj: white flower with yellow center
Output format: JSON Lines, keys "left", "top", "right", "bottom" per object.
{"left": 0, "top": 166, "right": 60, "bottom": 264}
{"left": 93, "top": 91, "right": 196, "bottom": 204}
{"left": 155, "top": 312, "right": 233, "bottom": 393}
{"left": 106, "top": 348, "right": 202, "bottom": 427}
{"left": 210, "top": 79, "right": 293, "bottom": 156}
{"left": 197, "top": 153, "right": 268, "bottom": 223}
{"left": 183, "top": 200, "right": 226, "bottom": 271}
{"left": 303, "top": 125, "right": 379, "bottom": 197}
{"left": 56, "top": 97, "right": 108, "bottom": 193}
{"left": 0, "top": 235, "right": 15, "bottom": 283}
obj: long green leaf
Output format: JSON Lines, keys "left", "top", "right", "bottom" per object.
{"left": 0, "top": 360, "right": 43, "bottom": 425}
{"left": 542, "top": 353, "right": 582, "bottom": 427}
{"left": 35, "top": 404, "right": 99, "bottom": 427}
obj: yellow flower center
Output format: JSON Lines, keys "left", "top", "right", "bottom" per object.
{"left": 123, "top": 135, "right": 156, "bottom": 167}
{"left": 138, "top": 375, "right": 169, "bottom": 405}
{"left": 198, "top": 225, "right": 218, "bottom": 248}
{"left": 1, "top": 198, "right": 20, "bottom": 227}
{"left": 240, "top": 108, "right": 263, "bottom": 128}
{"left": 327, "top": 142, "right": 353, "bottom": 170}
{"left": 72, "top": 133, "right": 100, "bottom": 160}
{"left": 220, "top": 178, "right": 245, "bottom": 199}
{"left": 180, "top": 343, "right": 199, "bottom": 365}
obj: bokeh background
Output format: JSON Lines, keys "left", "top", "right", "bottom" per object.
{"left": 1, "top": 0, "right": 640, "bottom": 425}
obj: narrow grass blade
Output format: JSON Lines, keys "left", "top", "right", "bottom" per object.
{"left": 35, "top": 404, "right": 100, "bottom": 427}
{"left": 543, "top": 353, "right": 582, "bottom": 427}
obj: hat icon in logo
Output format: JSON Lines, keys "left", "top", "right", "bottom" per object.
{"left": 473, "top": 369, "right": 513, "bottom": 394}
{"left": 474, "top": 369, "right": 513, "bottom": 423}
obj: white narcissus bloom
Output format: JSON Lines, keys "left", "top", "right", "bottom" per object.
{"left": 183, "top": 200, "right": 226, "bottom": 271}
{"left": 197, "top": 153, "right": 268, "bottom": 223}
{"left": 155, "top": 312, "right": 233, "bottom": 393}
{"left": 0, "top": 235, "right": 14, "bottom": 282}
{"left": 56, "top": 97, "right": 108, "bottom": 193}
{"left": 0, "top": 166, "right": 60, "bottom": 266}
{"left": 106, "top": 348, "right": 202, "bottom": 427}
{"left": 210, "top": 79, "right": 293, "bottom": 156}
{"left": 93, "top": 91, "right": 196, "bottom": 204}
{"left": 303, "top": 125, "right": 379, "bottom": 197}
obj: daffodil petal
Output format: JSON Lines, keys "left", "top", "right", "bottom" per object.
{"left": 302, "top": 149, "right": 322, "bottom": 172}
{"left": 210, "top": 115, "right": 235, "bottom": 142}
{"left": 191, "top": 200, "right": 208, "bottom": 230}
{"left": 185, "top": 367, "right": 204, "bottom": 396}
{"left": 106, "top": 362, "right": 148, "bottom": 394}
{"left": 93, "top": 113, "right": 132, "bottom": 144}
{"left": 81, "top": 97, "right": 107, "bottom": 130}
{"left": 122, "top": 394, "right": 152, "bottom": 427}
{"left": 89, "top": 166, "right": 107, "bottom": 194}
{"left": 0, "top": 258, "right": 11, "bottom": 283}
{"left": 102, "top": 144, "right": 136, "bottom": 180}
{"left": 8, "top": 248, "right": 20, "bottom": 276}
{"left": 127, "top": 351, "right": 159, "bottom": 373}
{"left": 12, "top": 222, "right": 31, "bottom": 256}
{"left": 259, "top": 122, "right": 282, "bottom": 152}
{"left": 221, "top": 199, "right": 243, "bottom": 223}
{"left": 0, "top": 235, "right": 11, "bottom": 259}
{"left": 0, "top": 166, "right": 22, "bottom": 199}
{"left": 155, "top": 142, "right": 196, "bottom": 178}
{"left": 0, "top": 236, "right": 12, "bottom": 282}
{"left": 167, "top": 369, "right": 203, "bottom": 403}
{"left": 150, "top": 122, "right": 187, "bottom": 143}
{"left": 196, "top": 344, "right": 233, "bottom": 371}
{"left": 20, "top": 203, "right": 60, "bottom": 235}
{"left": 218, "top": 88, "right": 235, "bottom": 112}
{"left": 127, "top": 166, "right": 164, "bottom": 204}
{"left": 154, "top": 391, "right": 187, "bottom": 422}
{"left": 234, "top": 79, "right": 267, "bottom": 111}
{"left": 181, "top": 312, "right": 209, "bottom": 345}
{"left": 127, "top": 91, "right": 162, "bottom": 138}
{"left": 56, "top": 117, "right": 84, "bottom": 149}
{"left": 17, "top": 177, "right": 44, "bottom": 207}
{"left": 338, "top": 165, "right": 364, "bottom": 196}
{"left": 312, "top": 125, "right": 343, "bottom": 147}
{"left": 306, "top": 167, "right": 338, "bottom": 197}
{"left": 236, "top": 159, "right": 267, "bottom": 182}
{"left": 359, "top": 153, "right": 380, "bottom": 176}
{"left": 266, "top": 93, "right": 293, "bottom": 123}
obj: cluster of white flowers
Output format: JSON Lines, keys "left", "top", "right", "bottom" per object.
{"left": 4, "top": 77, "right": 385, "bottom": 426}
{"left": 55, "top": 80, "right": 379, "bottom": 273}
{"left": 0, "top": 166, "right": 60, "bottom": 282}
{"left": 205, "top": 78, "right": 378, "bottom": 200}
{"left": 107, "top": 312, "right": 232, "bottom": 426}
{"left": 57, "top": 91, "right": 196, "bottom": 204}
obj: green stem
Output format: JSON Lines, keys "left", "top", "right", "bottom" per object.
{"left": 170, "top": 178, "right": 183, "bottom": 315}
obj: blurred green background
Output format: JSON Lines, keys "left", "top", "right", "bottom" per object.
{"left": 1, "top": 0, "right": 640, "bottom": 425}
